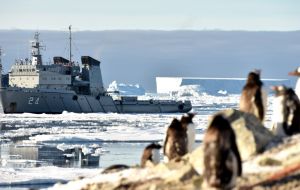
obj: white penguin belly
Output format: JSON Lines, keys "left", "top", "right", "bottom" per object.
{"left": 272, "top": 95, "right": 285, "bottom": 123}
{"left": 272, "top": 95, "right": 287, "bottom": 136}
{"left": 295, "top": 79, "right": 300, "bottom": 99}
{"left": 151, "top": 149, "right": 160, "bottom": 164}
{"left": 186, "top": 123, "right": 196, "bottom": 153}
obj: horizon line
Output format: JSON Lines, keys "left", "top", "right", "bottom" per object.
{"left": 0, "top": 28, "right": 300, "bottom": 33}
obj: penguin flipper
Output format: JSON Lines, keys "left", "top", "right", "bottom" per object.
{"left": 254, "top": 87, "right": 264, "bottom": 121}
{"left": 231, "top": 132, "right": 242, "bottom": 176}
{"left": 163, "top": 133, "right": 168, "bottom": 156}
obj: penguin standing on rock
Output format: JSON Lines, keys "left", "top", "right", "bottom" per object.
{"left": 180, "top": 113, "right": 196, "bottom": 153}
{"left": 239, "top": 70, "right": 267, "bottom": 122}
{"left": 141, "top": 143, "right": 162, "bottom": 167}
{"left": 272, "top": 85, "right": 300, "bottom": 137}
{"left": 203, "top": 114, "right": 242, "bottom": 190}
{"left": 163, "top": 118, "right": 188, "bottom": 162}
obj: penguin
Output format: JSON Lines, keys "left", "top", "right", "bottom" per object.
{"left": 140, "top": 143, "right": 162, "bottom": 167}
{"left": 180, "top": 113, "right": 196, "bottom": 153}
{"left": 203, "top": 114, "right": 242, "bottom": 190}
{"left": 239, "top": 70, "right": 267, "bottom": 122}
{"left": 288, "top": 67, "right": 300, "bottom": 98}
{"left": 272, "top": 85, "right": 300, "bottom": 137}
{"left": 163, "top": 118, "right": 188, "bottom": 162}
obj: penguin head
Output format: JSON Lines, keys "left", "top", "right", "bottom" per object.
{"left": 209, "top": 114, "right": 232, "bottom": 132}
{"left": 272, "top": 85, "right": 299, "bottom": 104}
{"left": 285, "top": 88, "right": 300, "bottom": 113}
{"left": 272, "top": 86, "right": 300, "bottom": 126}
{"left": 169, "top": 118, "right": 184, "bottom": 130}
{"left": 246, "top": 71, "right": 262, "bottom": 86}
{"left": 180, "top": 113, "right": 195, "bottom": 125}
{"left": 288, "top": 67, "right": 300, "bottom": 77}
{"left": 142, "top": 143, "right": 162, "bottom": 167}
{"left": 271, "top": 85, "right": 287, "bottom": 97}
{"left": 145, "top": 143, "right": 162, "bottom": 150}
{"left": 205, "top": 114, "right": 233, "bottom": 147}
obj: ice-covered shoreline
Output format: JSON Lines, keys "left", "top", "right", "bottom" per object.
{"left": 0, "top": 166, "right": 101, "bottom": 188}
{"left": 0, "top": 88, "right": 278, "bottom": 189}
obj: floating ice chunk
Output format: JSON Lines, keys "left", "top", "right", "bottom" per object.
{"left": 92, "top": 148, "right": 103, "bottom": 156}
{"left": 82, "top": 147, "right": 92, "bottom": 156}
{"left": 217, "top": 90, "right": 227, "bottom": 95}
{"left": 107, "top": 80, "right": 145, "bottom": 96}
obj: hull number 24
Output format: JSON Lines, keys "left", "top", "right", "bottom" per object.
{"left": 28, "top": 97, "right": 40, "bottom": 105}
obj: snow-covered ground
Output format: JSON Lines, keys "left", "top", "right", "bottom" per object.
{"left": 0, "top": 85, "right": 276, "bottom": 189}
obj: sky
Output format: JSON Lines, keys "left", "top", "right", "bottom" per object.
{"left": 0, "top": 0, "right": 300, "bottom": 31}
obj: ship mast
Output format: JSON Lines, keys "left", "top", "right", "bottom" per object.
{"left": 31, "top": 32, "right": 43, "bottom": 65}
{"left": 69, "top": 25, "right": 72, "bottom": 64}
{"left": 0, "top": 47, "right": 2, "bottom": 73}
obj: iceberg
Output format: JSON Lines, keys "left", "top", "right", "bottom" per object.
{"left": 156, "top": 77, "right": 292, "bottom": 96}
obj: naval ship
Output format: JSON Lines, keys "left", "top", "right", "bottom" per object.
{"left": 0, "top": 27, "right": 192, "bottom": 114}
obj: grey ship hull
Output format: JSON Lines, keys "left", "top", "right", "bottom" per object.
{"left": 0, "top": 88, "right": 192, "bottom": 114}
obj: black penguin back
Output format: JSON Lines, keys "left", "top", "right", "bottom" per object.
{"left": 141, "top": 143, "right": 162, "bottom": 167}
{"left": 204, "top": 115, "right": 242, "bottom": 188}
{"left": 240, "top": 71, "right": 264, "bottom": 121}
{"left": 163, "top": 118, "right": 188, "bottom": 160}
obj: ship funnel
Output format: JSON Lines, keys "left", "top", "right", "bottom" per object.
{"left": 53, "top": 57, "right": 70, "bottom": 65}
{"left": 81, "top": 56, "right": 105, "bottom": 95}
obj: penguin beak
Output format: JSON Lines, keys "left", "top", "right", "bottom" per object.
{"left": 288, "top": 71, "right": 300, "bottom": 76}
{"left": 270, "top": 86, "right": 278, "bottom": 91}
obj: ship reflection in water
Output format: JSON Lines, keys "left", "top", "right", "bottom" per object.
{"left": 0, "top": 143, "right": 101, "bottom": 168}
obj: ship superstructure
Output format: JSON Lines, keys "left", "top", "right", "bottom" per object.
{"left": 0, "top": 27, "right": 192, "bottom": 114}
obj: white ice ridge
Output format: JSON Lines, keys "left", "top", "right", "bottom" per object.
{"left": 156, "top": 77, "right": 291, "bottom": 95}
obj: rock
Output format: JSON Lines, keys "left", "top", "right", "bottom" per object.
{"left": 184, "top": 145, "right": 204, "bottom": 174}
{"left": 164, "top": 163, "right": 198, "bottom": 183}
{"left": 258, "top": 157, "right": 282, "bottom": 166}
{"left": 251, "top": 134, "right": 300, "bottom": 167}
{"left": 218, "top": 109, "right": 274, "bottom": 160}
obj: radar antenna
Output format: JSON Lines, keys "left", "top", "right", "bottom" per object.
{"left": 31, "top": 32, "right": 44, "bottom": 65}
